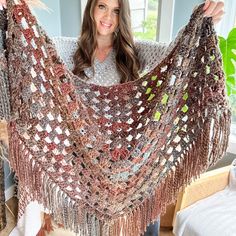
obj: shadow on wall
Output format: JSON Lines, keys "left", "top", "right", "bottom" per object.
{"left": 208, "top": 152, "right": 236, "bottom": 171}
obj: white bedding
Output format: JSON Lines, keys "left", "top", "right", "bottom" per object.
{"left": 173, "top": 161, "right": 236, "bottom": 236}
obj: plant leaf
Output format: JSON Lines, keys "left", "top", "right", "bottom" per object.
{"left": 219, "top": 28, "right": 236, "bottom": 96}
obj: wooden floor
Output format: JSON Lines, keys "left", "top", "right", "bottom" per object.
{"left": 1, "top": 207, "right": 16, "bottom": 236}
{"left": 1, "top": 197, "right": 174, "bottom": 236}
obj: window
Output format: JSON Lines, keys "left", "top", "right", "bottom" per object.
{"left": 81, "top": 0, "right": 87, "bottom": 20}
{"left": 130, "top": 0, "right": 175, "bottom": 43}
{"left": 130, "top": 0, "right": 159, "bottom": 41}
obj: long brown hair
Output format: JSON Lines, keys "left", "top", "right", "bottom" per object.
{"left": 72, "top": 0, "right": 140, "bottom": 83}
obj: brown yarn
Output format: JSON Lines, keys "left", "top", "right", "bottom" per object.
{"left": 0, "top": 0, "right": 231, "bottom": 235}
{"left": 36, "top": 213, "right": 54, "bottom": 236}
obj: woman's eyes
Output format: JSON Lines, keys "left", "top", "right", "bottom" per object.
{"left": 97, "top": 4, "right": 120, "bottom": 15}
{"left": 113, "top": 9, "right": 120, "bottom": 15}
{"left": 98, "top": 4, "right": 106, "bottom": 10}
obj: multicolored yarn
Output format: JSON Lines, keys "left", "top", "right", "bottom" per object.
{"left": 0, "top": 10, "right": 7, "bottom": 230}
{"left": 0, "top": 9, "right": 10, "bottom": 121}
{"left": 0, "top": 0, "right": 231, "bottom": 235}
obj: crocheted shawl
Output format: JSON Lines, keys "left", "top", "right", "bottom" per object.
{"left": 0, "top": 1, "right": 231, "bottom": 235}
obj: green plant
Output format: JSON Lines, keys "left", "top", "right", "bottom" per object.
{"left": 133, "top": 11, "right": 157, "bottom": 41}
{"left": 148, "top": 0, "right": 157, "bottom": 11}
{"left": 219, "top": 28, "right": 236, "bottom": 96}
{"left": 219, "top": 28, "right": 236, "bottom": 121}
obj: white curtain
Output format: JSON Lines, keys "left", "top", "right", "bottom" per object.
{"left": 215, "top": 0, "right": 236, "bottom": 38}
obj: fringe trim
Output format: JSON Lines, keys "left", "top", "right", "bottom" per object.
{"left": 8, "top": 108, "right": 231, "bottom": 236}
{"left": 36, "top": 213, "right": 54, "bottom": 236}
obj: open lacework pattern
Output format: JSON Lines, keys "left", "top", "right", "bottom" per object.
{"left": 0, "top": 0, "right": 231, "bottom": 235}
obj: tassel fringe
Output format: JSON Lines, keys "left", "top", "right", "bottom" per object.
{"left": 8, "top": 108, "right": 231, "bottom": 236}
{"left": 36, "top": 213, "right": 54, "bottom": 236}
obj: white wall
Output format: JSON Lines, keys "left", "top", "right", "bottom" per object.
{"left": 60, "top": 0, "right": 81, "bottom": 37}
{"left": 33, "top": 0, "right": 62, "bottom": 37}
{"left": 172, "top": 0, "right": 203, "bottom": 39}
{"left": 34, "top": 0, "right": 81, "bottom": 37}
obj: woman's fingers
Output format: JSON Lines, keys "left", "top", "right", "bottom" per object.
{"left": 212, "top": 11, "right": 225, "bottom": 24}
{"left": 203, "top": 0, "right": 211, "bottom": 11}
{"left": 212, "top": 9, "right": 225, "bottom": 19}
{"left": 203, "top": 1, "right": 225, "bottom": 24}
{"left": 204, "top": 1, "right": 217, "bottom": 16}
{"left": 213, "top": 1, "right": 224, "bottom": 15}
{"left": 0, "top": 0, "right": 6, "bottom": 8}
{"left": 204, "top": 1, "right": 224, "bottom": 16}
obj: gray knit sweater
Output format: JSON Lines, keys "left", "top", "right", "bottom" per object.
{"left": 52, "top": 37, "right": 168, "bottom": 86}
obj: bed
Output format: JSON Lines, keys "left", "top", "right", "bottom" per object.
{"left": 173, "top": 161, "right": 236, "bottom": 236}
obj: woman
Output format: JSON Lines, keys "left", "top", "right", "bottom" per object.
{"left": 69, "top": 1, "right": 224, "bottom": 235}
{"left": 71, "top": 0, "right": 224, "bottom": 86}
{"left": 0, "top": 0, "right": 225, "bottom": 235}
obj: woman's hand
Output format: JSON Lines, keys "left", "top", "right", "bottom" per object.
{"left": 203, "top": 0, "right": 225, "bottom": 24}
{"left": 0, "top": 0, "right": 6, "bottom": 9}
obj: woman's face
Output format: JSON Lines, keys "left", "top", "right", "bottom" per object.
{"left": 93, "top": 0, "right": 120, "bottom": 38}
